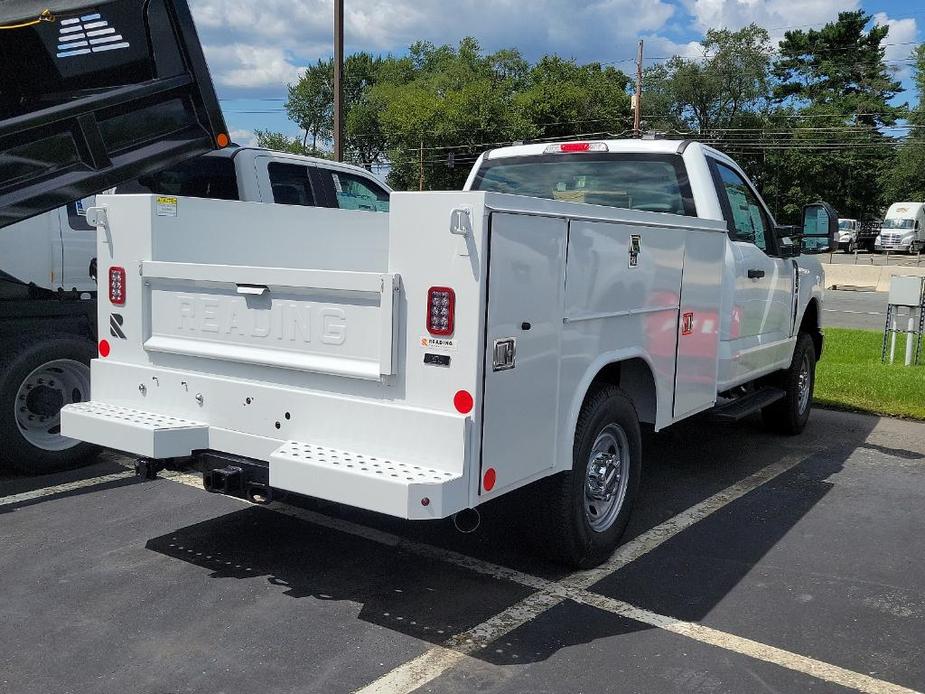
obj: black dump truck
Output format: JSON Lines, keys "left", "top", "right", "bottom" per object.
{"left": 0, "top": 0, "right": 226, "bottom": 473}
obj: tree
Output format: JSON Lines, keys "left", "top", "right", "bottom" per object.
{"left": 254, "top": 129, "right": 329, "bottom": 157}
{"left": 762, "top": 11, "right": 904, "bottom": 221}
{"left": 883, "top": 44, "right": 925, "bottom": 203}
{"left": 643, "top": 25, "right": 773, "bottom": 136}
{"left": 514, "top": 57, "right": 631, "bottom": 140}
{"left": 773, "top": 10, "right": 903, "bottom": 127}
{"left": 285, "top": 60, "right": 333, "bottom": 151}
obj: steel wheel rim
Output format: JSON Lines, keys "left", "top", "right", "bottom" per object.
{"left": 797, "top": 353, "right": 812, "bottom": 415}
{"left": 14, "top": 359, "right": 90, "bottom": 451}
{"left": 584, "top": 423, "right": 630, "bottom": 533}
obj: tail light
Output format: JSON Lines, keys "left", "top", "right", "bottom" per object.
{"left": 109, "top": 266, "right": 126, "bottom": 305}
{"left": 427, "top": 287, "right": 455, "bottom": 336}
{"left": 544, "top": 142, "right": 609, "bottom": 154}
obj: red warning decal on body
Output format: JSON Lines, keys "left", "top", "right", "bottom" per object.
{"left": 682, "top": 312, "right": 694, "bottom": 336}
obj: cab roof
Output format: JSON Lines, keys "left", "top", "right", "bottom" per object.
{"left": 483, "top": 138, "right": 719, "bottom": 160}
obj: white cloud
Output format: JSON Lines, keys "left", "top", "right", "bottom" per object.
{"left": 680, "top": 0, "right": 860, "bottom": 42}
{"left": 877, "top": 14, "right": 918, "bottom": 60}
{"left": 203, "top": 44, "right": 306, "bottom": 89}
{"left": 191, "top": 0, "right": 680, "bottom": 93}
{"left": 228, "top": 128, "right": 257, "bottom": 146}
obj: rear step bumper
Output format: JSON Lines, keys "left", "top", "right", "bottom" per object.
{"left": 62, "top": 401, "right": 209, "bottom": 458}
{"left": 61, "top": 401, "right": 467, "bottom": 520}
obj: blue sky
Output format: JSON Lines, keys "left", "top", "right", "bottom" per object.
{"left": 188, "top": 0, "right": 924, "bottom": 144}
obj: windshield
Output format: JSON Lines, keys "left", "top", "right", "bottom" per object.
{"left": 881, "top": 218, "right": 915, "bottom": 230}
{"left": 470, "top": 153, "right": 695, "bottom": 216}
{"left": 838, "top": 220, "right": 855, "bottom": 230}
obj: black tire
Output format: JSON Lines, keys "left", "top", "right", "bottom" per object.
{"left": 0, "top": 335, "right": 99, "bottom": 475}
{"left": 532, "top": 385, "right": 642, "bottom": 568}
{"left": 761, "top": 333, "right": 816, "bottom": 435}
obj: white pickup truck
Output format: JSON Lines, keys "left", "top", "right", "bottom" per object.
{"left": 61, "top": 138, "right": 833, "bottom": 567}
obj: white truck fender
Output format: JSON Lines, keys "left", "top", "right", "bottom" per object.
{"left": 558, "top": 349, "right": 661, "bottom": 473}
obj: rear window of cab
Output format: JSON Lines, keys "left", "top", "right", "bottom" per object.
{"left": 470, "top": 153, "right": 696, "bottom": 217}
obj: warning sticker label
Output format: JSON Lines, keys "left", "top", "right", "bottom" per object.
{"left": 156, "top": 196, "right": 178, "bottom": 217}
{"left": 420, "top": 336, "right": 456, "bottom": 352}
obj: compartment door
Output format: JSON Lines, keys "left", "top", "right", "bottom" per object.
{"left": 480, "top": 213, "right": 567, "bottom": 496}
{"left": 673, "top": 230, "right": 726, "bottom": 419}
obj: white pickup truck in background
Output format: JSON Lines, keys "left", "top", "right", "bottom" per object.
{"left": 61, "top": 139, "right": 834, "bottom": 567}
{"left": 0, "top": 148, "right": 390, "bottom": 474}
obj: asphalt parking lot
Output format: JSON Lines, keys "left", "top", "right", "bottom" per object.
{"left": 2, "top": 408, "right": 924, "bottom": 694}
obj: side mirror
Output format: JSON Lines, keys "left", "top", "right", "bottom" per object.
{"left": 801, "top": 202, "right": 838, "bottom": 254}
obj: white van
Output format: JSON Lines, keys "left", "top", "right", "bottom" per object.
{"left": 875, "top": 202, "right": 925, "bottom": 253}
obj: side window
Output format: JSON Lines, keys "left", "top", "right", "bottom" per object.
{"left": 66, "top": 196, "right": 96, "bottom": 231}
{"left": 116, "top": 156, "right": 239, "bottom": 201}
{"left": 328, "top": 171, "right": 390, "bottom": 212}
{"left": 714, "top": 162, "right": 769, "bottom": 252}
{"left": 268, "top": 163, "right": 316, "bottom": 207}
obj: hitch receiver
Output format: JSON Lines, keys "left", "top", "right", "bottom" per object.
{"left": 203, "top": 466, "right": 244, "bottom": 495}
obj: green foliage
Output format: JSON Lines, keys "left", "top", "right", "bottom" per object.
{"left": 643, "top": 24, "right": 773, "bottom": 135}
{"left": 254, "top": 129, "right": 329, "bottom": 158}
{"left": 762, "top": 11, "right": 906, "bottom": 222}
{"left": 372, "top": 39, "right": 630, "bottom": 189}
{"left": 883, "top": 45, "right": 925, "bottom": 203}
{"left": 258, "top": 14, "right": 916, "bottom": 217}
{"left": 773, "top": 10, "right": 903, "bottom": 126}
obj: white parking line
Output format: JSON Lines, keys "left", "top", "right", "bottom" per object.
{"left": 0, "top": 470, "right": 135, "bottom": 507}
{"left": 822, "top": 308, "right": 884, "bottom": 316}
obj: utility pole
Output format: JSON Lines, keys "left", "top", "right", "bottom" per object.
{"left": 634, "top": 39, "right": 644, "bottom": 138}
{"left": 333, "top": 0, "right": 344, "bottom": 161}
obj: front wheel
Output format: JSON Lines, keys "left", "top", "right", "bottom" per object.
{"left": 762, "top": 333, "right": 816, "bottom": 435}
{"left": 533, "top": 385, "right": 642, "bottom": 568}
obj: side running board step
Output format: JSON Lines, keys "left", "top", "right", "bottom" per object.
{"left": 709, "top": 387, "right": 786, "bottom": 422}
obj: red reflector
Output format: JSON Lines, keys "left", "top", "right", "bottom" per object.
{"left": 454, "top": 390, "right": 473, "bottom": 414}
{"left": 560, "top": 142, "right": 591, "bottom": 152}
{"left": 483, "top": 468, "right": 496, "bottom": 491}
{"left": 427, "top": 286, "right": 455, "bottom": 336}
{"left": 98, "top": 339, "right": 111, "bottom": 357}
{"left": 109, "top": 266, "right": 126, "bottom": 305}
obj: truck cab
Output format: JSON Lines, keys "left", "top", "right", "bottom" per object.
{"left": 875, "top": 202, "right": 925, "bottom": 254}
{"left": 838, "top": 219, "right": 860, "bottom": 253}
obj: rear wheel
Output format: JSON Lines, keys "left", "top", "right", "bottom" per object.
{"left": 534, "top": 385, "right": 641, "bottom": 568}
{"left": 0, "top": 336, "right": 99, "bottom": 474}
{"left": 762, "top": 333, "right": 816, "bottom": 435}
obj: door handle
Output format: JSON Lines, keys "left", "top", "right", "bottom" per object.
{"left": 236, "top": 284, "right": 269, "bottom": 296}
{"left": 747, "top": 269, "right": 765, "bottom": 279}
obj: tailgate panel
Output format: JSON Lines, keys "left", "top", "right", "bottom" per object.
{"left": 142, "top": 261, "right": 399, "bottom": 380}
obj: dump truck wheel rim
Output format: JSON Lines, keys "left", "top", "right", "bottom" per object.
{"left": 14, "top": 359, "right": 89, "bottom": 451}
